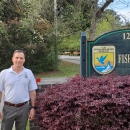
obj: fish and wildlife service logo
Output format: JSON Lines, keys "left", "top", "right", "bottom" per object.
{"left": 24, "top": 73, "right": 28, "bottom": 78}
{"left": 92, "top": 46, "right": 116, "bottom": 75}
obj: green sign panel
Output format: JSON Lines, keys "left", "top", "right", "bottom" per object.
{"left": 87, "top": 29, "right": 130, "bottom": 77}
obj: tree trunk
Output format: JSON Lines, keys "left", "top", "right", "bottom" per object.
{"left": 88, "top": 0, "right": 98, "bottom": 41}
{"left": 88, "top": 0, "right": 114, "bottom": 41}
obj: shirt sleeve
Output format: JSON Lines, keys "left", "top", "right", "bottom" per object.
{"left": 0, "top": 71, "right": 4, "bottom": 92}
{"left": 28, "top": 70, "right": 38, "bottom": 91}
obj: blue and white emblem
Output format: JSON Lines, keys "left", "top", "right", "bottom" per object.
{"left": 92, "top": 46, "right": 116, "bottom": 75}
{"left": 24, "top": 74, "right": 28, "bottom": 78}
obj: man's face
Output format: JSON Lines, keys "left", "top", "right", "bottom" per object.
{"left": 12, "top": 52, "right": 25, "bottom": 67}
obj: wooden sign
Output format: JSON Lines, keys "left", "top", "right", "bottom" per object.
{"left": 87, "top": 29, "right": 130, "bottom": 77}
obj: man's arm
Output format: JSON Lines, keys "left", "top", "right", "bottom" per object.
{"left": 0, "top": 92, "right": 2, "bottom": 102}
{"left": 0, "top": 92, "right": 2, "bottom": 120}
{"left": 29, "top": 90, "right": 36, "bottom": 106}
{"left": 29, "top": 90, "right": 36, "bottom": 120}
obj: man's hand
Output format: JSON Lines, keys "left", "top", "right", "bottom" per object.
{"left": 0, "top": 112, "right": 3, "bottom": 120}
{"left": 29, "top": 108, "right": 35, "bottom": 121}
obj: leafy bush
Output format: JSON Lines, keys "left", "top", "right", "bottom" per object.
{"left": 0, "top": 0, "right": 58, "bottom": 73}
{"left": 0, "top": 19, "right": 58, "bottom": 72}
{"left": 58, "top": 33, "right": 80, "bottom": 54}
{"left": 36, "top": 74, "right": 130, "bottom": 130}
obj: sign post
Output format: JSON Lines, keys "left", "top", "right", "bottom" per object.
{"left": 80, "top": 32, "right": 86, "bottom": 78}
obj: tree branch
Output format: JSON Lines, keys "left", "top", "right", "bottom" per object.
{"left": 96, "top": 0, "right": 114, "bottom": 18}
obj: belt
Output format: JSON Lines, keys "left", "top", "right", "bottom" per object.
{"left": 4, "top": 101, "right": 28, "bottom": 107}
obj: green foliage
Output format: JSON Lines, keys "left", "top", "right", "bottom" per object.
{"left": 0, "top": 23, "right": 57, "bottom": 72}
{"left": 39, "top": 0, "right": 54, "bottom": 23}
{"left": 96, "top": 9, "right": 122, "bottom": 37}
{"left": 0, "top": 0, "right": 58, "bottom": 73}
{"left": 57, "top": 0, "right": 92, "bottom": 33}
{"left": 0, "top": 0, "right": 124, "bottom": 73}
{"left": 0, "top": 0, "right": 23, "bottom": 23}
{"left": 40, "top": 0, "right": 92, "bottom": 36}
{"left": 58, "top": 9, "right": 123, "bottom": 53}
{"left": 35, "top": 60, "right": 80, "bottom": 78}
{"left": 58, "top": 32, "right": 80, "bottom": 53}
{"left": 26, "top": 120, "right": 30, "bottom": 130}
{"left": 0, "top": 21, "right": 58, "bottom": 72}
{"left": 25, "top": 46, "right": 57, "bottom": 73}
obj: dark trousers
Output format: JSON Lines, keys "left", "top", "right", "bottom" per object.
{"left": 1, "top": 103, "right": 29, "bottom": 130}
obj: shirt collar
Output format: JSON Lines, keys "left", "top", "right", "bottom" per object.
{"left": 9, "top": 66, "right": 27, "bottom": 74}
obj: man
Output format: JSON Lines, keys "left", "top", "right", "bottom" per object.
{"left": 0, "top": 50, "right": 37, "bottom": 130}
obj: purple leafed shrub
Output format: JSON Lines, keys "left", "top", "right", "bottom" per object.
{"left": 36, "top": 74, "right": 130, "bottom": 130}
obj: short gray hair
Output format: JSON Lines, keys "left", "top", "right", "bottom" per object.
{"left": 13, "top": 50, "right": 25, "bottom": 57}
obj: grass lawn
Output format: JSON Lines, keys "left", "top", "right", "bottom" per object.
{"left": 26, "top": 120, "right": 30, "bottom": 130}
{"left": 35, "top": 60, "right": 80, "bottom": 78}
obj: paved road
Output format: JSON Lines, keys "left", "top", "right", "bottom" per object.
{"left": 58, "top": 55, "right": 80, "bottom": 64}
